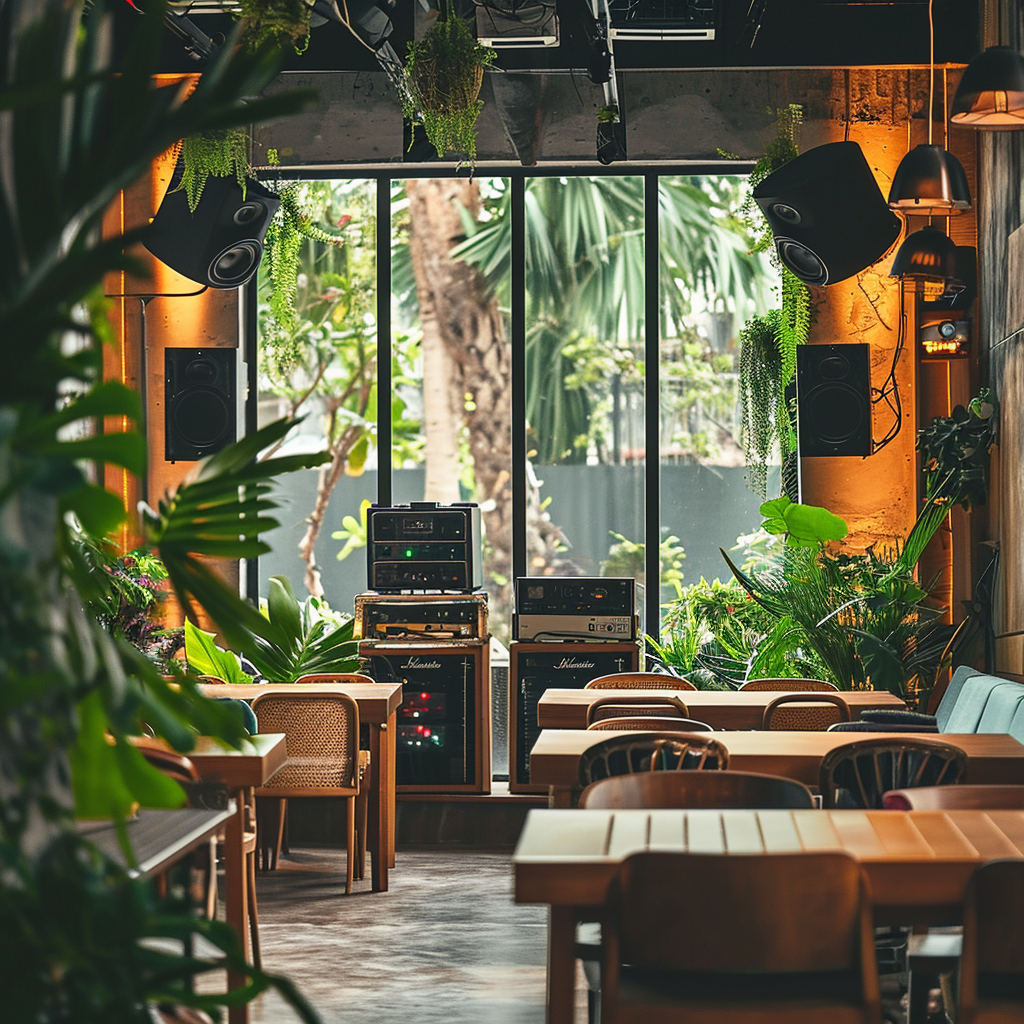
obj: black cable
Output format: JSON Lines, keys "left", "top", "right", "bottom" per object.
{"left": 869, "top": 279, "right": 906, "bottom": 454}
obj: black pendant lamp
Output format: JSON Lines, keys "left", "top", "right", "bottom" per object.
{"left": 890, "top": 224, "right": 959, "bottom": 280}
{"left": 950, "top": 46, "right": 1024, "bottom": 128}
{"left": 888, "top": 0, "right": 972, "bottom": 213}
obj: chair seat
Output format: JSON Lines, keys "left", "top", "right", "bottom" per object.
{"left": 257, "top": 758, "right": 359, "bottom": 790}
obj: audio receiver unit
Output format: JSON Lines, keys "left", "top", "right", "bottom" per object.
{"left": 366, "top": 501, "right": 482, "bottom": 592}
{"left": 353, "top": 592, "right": 488, "bottom": 641}
{"left": 513, "top": 576, "right": 637, "bottom": 641}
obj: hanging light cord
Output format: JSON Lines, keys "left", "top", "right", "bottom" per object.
{"left": 928, "top": 0, "right": 935, "bottom": 146}
{"left": 870, "top": 284, "right": 906, "bottom": 453}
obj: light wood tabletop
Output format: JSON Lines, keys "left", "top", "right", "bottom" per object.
{"left": 198, "top": 681, "right": 404, "bottom": 892}
{"left": 529, "top": 729, "right": 1024, "bottom": 806}
{"left": 536, "top": 687, "right": 908, "bottom": 731}
{"left": 515, "top": 806, "right": 1024, "bottom": 1024}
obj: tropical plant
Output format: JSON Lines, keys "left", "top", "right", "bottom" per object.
{"left": 185, "top": 620, "right": 256, "bottom": 685}
{"left": 0, "top": 2, "right": 323, "bottom": 1020}
{"left": 600, "top": 530, "right": 686, "bottom": 597}
{"left": 176, "top": 126, "right": 250, "bottom": 212}
{"left": 918, "top": 388, "right": 998, "bottom": 511}
{"left": 402, "top": 0, "right": 497, "bottom": 167}
{"left": 238, "top": 0, "right": 313, "bottom": 52}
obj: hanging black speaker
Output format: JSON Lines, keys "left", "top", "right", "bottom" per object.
{"left": 753, "top": 142, "right": 901, "bottom": 286}
{"left": 796, "top": 344, "right": 872, "bottom": 457}
{"left": 143, "top": 176, "right": 280, "bottom": 289}
{"left": 165, "top": 348, "right": 237, "bottom": 461}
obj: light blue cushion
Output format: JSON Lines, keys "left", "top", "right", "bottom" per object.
{"left": 934, "top": 665, "right": 984, "bottom": 731}
{"left": 943, "top": 675, "right": 1013, "bottom": 733}
{"left": 976, "top": 683, "right": 1024, "bottom": 733}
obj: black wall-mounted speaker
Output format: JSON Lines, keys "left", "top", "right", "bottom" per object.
{"left": 796, "top": 343, "right": 872, "bottom": 457}
{"left": 753, "top": 142, "right": 901, "bottom": 286}
{"left": 143, "top": 176, "right": 280, "bottom": 289}
{"left": 165, "top": 348, "right": 237, "bottom": 461}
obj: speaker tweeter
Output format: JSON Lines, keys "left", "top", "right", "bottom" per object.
{"left": 165, "top": 348, "right": 237, "bottom": 462}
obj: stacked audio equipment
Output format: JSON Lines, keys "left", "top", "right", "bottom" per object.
{"left": 509, "top": 577, "right": 640, "bottom": 794}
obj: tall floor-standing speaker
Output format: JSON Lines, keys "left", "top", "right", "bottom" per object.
{"left": 509, "top": 641, "right": 639, "bottom": 794}
{"left": 796, "top": 343, "right": 872, "bottom": 457}
{"left": 143, "top": 175, "right": 280, "bottom": 289}
{"left": 360, "top": 640, "right": 491, "bottom": 793}
{"left": 165, "top": 348, "right": 237, "bottom": 461}
{"left": 753, "top": 142, "right": 901, "bottom": 286}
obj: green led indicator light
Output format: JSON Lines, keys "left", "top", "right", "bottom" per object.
{"left": 405, "top": 548, "right": 414, "bottom": 558}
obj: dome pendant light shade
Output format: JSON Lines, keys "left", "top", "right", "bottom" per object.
{"left": 890, "top": 225, "right": 959, "bottom": 279}
{"left": 888, "top": 144, "right": 972, "bottom": 212}
{"left": 950, "top": 46, "right": 1024, "bottom": 128}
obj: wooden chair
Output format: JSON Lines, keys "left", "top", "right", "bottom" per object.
{"left": 763, "top": 692, "right": 851, "bottom": 730}
{"left": 137, "top": 744, "right": 262, "bottom": 970}
{"left": 959, "top": 859, "right": 1024, "bottom": 1024}
{"left": 740, "top": 677, "right": 838, "bottom": 691}
{"left": 251, "top": 692, "right": 364, "bottom": 894}
{"left": 599, "top": 850, "right": 881, "bottom": 1024}
{"left": 819, "top": 737, "right": 968, "bottom": 809}
{"left": 586, "top": 671, "right": 696, "bottom": 691}
{"left": 579, "top": 732, "right": 730, "bottom": 786}
{"left": 580, "top": 769, "right": 815, "bottom": 809}
{"left": 587, "top": 716, "right": 713, "bottom": 733}
{"left": 587, "top": 693, "right": 690, "bottom": 725}
{"left": 883, "top": 784, "right": 1024, "bottom": 810}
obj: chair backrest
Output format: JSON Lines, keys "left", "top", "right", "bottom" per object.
{"left": 604, "top": 850, "right": 878, "bottom": 986}
{"left": 942, "top": 674, "right": 1015, "bottom": 733}
{"left": 587, "top": 693, "right": 689, "bottom": 725}
{"left": 975, "top": 681, "right": 1024, "bottom": 733}
{"left": 819, "top": 737, "right": 969, "bottom": 809}
{"left": 739, "top": 677, "right": 838, "bottom": 691}
{"left": 882, "top": 784, "right": 1024, "bottom": 811}
{"left": 579, "top": 769, "right": 815, "bottom": 809}
{"left": 292, "top": 672, "right": 377, "bottom": 686}
{"left": 579, "top": 732, "right": 730, "bottom": 786}
{"left": 932, "top": 664, "right": 984, "bottom": 729}
{"left": 586, "top": 715, "right": 713, "bottom": 733}
{"left": 251, "top": 692, "right": 360, "bottom": 793}
{"left": 763, "top": 692, "right": 852, "bottom": 731}
{"left": 137, "top": 744, "right": 201, "bottom": 784}
{"left": 959, "top": 859, "right": 1024, "bottom": 1021}
{"left": 586, "top": 672, "right": 696, "bottom": 691}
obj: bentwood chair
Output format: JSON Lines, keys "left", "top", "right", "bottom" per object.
{"left": 586, "top": 693, "right": 690, "bottom": 725}
{"left": 579, "top": 732, "right": 730, "bottom": 787}
{"left": 959, "top": 860, "right": 1024, "bottom": 1024}
{"left": 587, "top": 716, "right": 714, "bottom": 733}
{"left": 251, "top": 692, "right": 364, "bottom": 894}
{"left": 599, "top": 851, "right": 881, "bottom": 1024}
{"left": 740, "top": 677, "right": 838, "bottom": 691}
{"left": 586, "top": 671, "right": 697, "bottom": 691}
{"left": 763, "top": 692, "right": 851, "bottom": 730}
{"left": 580, "top": 769, "right": 815, "bottom": 809}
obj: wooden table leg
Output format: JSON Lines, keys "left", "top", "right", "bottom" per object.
{"left": 548, "top": 786, "right": 572, "bottom": 810}
{"left": 547, "top": 906, "right": 576, "bottom": 1024}
{"left": 386, "top": 709, "right": 396, "bottom": 868}
{"left": 368, "top": 722, "right": 389, "bottom": 891}
{"left": 224, "top": 789, "right": 250, "bottom": 1024}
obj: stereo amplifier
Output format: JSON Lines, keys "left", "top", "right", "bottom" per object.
{"left": 353, "top": 592, "right": 488, "bottom": 641}
{"left": 513, "top": 576, "right": 636, "bottom": 641}
{"left": 367, "top": 501, "right": 482, "bottom": 593}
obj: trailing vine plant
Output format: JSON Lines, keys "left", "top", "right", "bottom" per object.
{"left": 238, "top": 0, "right": 313, "bottom": 53}
{"left": 175, "top": 126, "right": 250, "bottom": 212}
{"left": 402, "top": 0, "right": 497, "bottom": 168}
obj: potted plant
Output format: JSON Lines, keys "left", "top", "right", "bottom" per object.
{"left": 402, "top": 0, "right": 497, "bottom": 169}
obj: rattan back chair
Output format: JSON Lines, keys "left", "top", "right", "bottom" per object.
{"left": 586, "top": 672, "right": 696, "bottom": 691}
{"left": 763, "top": 692, "right": 852, "bottom": 731}
{"left": 579, "top": 732, "right": 730, "bottom": 787}
{"left": 600, "top": 851, "right": 880, "bottom": 1024}
{"left": 251, "top": 691, "right": 363, "bottom": 894}
{"left": 580, "top": 769, "right": 815, "bottom": 809}
{"left": 587, "top": 715, "right": 713, "bottom": 733}
{"left": 739, "top": 677, "right": 838, "bottom": 691}
{"left": 819, "top": 737, "right": 968, "bottom": 809}
{"left": 587, "top": 693, "right": 690, "bottom": 725}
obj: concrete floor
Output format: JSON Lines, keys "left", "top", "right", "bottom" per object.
{"left": 235, "top": 847, "right": 566, "bottom": 1024}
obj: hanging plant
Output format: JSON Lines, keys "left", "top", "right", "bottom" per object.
{"left": 237, "top": 0, "right": 312, "bottom": 53}
{"left": 174, "top": 127, "right": 249, "bottom": 212}
{"left": 402, "top": 0, "right": 497, "bottom": 169}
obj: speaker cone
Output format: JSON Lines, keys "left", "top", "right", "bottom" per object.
{"left": 777, "top": 239, "right": 828, "bottom": 285}
{"left": 209, "top": 241, "right": 262, "bottom": 288}
{"left": 173, "top": 388, "right": 230, "bottom": 447}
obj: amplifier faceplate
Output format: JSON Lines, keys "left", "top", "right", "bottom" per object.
{"left": 353, "top": 592, "right": 488, "bottom": 641}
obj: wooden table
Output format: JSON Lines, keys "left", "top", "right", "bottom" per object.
{"left": 529, "top": 729, "right": 1024, "bottom": 806}
{"left": 79, "top": 806, "right": 232, "bottom": 878}
{"left": 514, "top": 806, "right": 1024, "bottom": 1024}
{"left": 198, "top": 681, "right": 404, "bottom": 891}
{"left": 537, "top": 687, "right": 908, "bottom": 731}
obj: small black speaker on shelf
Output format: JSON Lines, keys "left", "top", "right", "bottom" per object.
{"left": 753, "top": 142, "right": 901, "bottom": 286}
{"left": 165, "top": 348, "right": 237, "bottom": 462}
{"left": 796, "top": 344, "right": 872, "bottom": 457}
{"left": 143, "top": 175, "right": 280, "bottom": 289}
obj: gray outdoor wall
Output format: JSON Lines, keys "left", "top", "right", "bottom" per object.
{"left": 260, "top": 463, "right": 770, "bottom": 626}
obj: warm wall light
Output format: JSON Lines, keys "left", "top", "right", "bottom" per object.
{"left": 890, "top": 224, "right": 958, "bottom": 280}
{"left": 951, "top": 46, "right": 1024, "bottom": 128}
{"left": 888, "top": 0, "right": 972, "bottom": 212}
